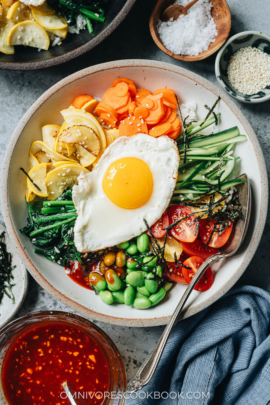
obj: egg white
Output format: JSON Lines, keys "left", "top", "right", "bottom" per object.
{"left": 73, "top": 134, "right": 180, "bottom": 252}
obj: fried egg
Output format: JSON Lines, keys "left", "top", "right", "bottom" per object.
{"left": 73, "top": 134, "right": 179, "bottom": 252}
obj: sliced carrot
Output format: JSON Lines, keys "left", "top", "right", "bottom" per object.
{"left": 119, "top": 116, "right": 148, "bottom": 136}
{"left": 111, "top": 78, "right": 137, "bottom": 98}
{"left": 145, "top": 99, "right": 165, "bottom": 125}
{"left": 167, "top": 127, "right": 181, "bottom": 139}
{"left": 128, "top": 101, "right": 136, "bottom": 115}
{"left": 116, "top": 94, "right": 131, "bottom": 114}
{"left": 102, "top": 87, "right": 129, "bottom": 110}
{"left": 168, "top": 109, "right": 177, "bottom": 123}
{"left": 153, "top": 88, "right": 178, "bottom": 109}
{"left": 141, "top": 98, "right": 154, "bottom": 109}
{"left": 159, "top": 105, "right": 171, "bottom": 123}
{"left": 134, "top": 107, "right": 149, "bottom": 119}
{"left": 171, "top": 117, "right": 182, "bottom": 131}
{"left": 72, "top": 94, "right": 93, "bottom": 109}
{"left": 100, "top": 113, "right": 118, "bottom": 128}
{"left": 149, "top": 122, "right": 172, "bottom": 137}
{"left": 147, "top": 93, "right": 163, "bottom": 101}
{"left": 118, "top": 111, "right": 129, "bottom": 122}
{"left": 95, "top": 102, "right": 118, "bottom": 118}
{"left": 114, "top": 82, "right": 129, "bottom": 97}
{"left": 128, "top": 83, "right": 137, "bottom": 98}
{"left": 136, "top": 89, "right": 152, "bottom": 106}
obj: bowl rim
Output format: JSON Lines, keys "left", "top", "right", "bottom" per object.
{"left": 0, "top": 0, "right": 136, "bottom": 71}
{"left": 215, "top": 30, "right": 270, "bottom": 103}
{"left": 1, "top": 59, "right": 268, "bottom": 327}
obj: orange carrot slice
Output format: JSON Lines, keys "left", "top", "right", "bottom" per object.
{"left": 118, "top": 112, "right": 129, "bottom": 122}
{"left": 119, "top": 116, "right": 148, "bottom": 136}
{"left": 134, "top": 107, "right": 149, "bottom": 119}
{"left": 102, "top": 87, "right": 129, "bottom": 110}
{"left": 168, "top": 109, "right": 177, "bottom": 123}
{"left": 111, "top": 78, "right": 137, "bottom": 98}
{"left": 100, "top": 113, "right": 118, "bottom": 128}
{"left": 72, "top": 94, "right": 93, "bottom": 109}
{"left": 95, "top": 102, "right": 118, "bottom": 118}
{"left": 147, "top": 93, "right": 163, "bottom": 101}
{"left": 136, "top": 89, "right": 152, "bottom": 106}
{"left": 114, "top": 82, "right": 129, "bottom": 97}
{"left": 153, "top": 88, "right": 178, "bottom": 109}
{"left": 116, "top": 94, "right": 131, "bottom": 114}
{"left": 149, "top": 122, "right": 172, "bottom": 137}
{"left": 159, "top": 106, "right": 171, "bottom": 123}
{"left": 141, "top": 98, "right": 154, "bottom": 109}
{"left": 129, "top": 101, "right": 136, "bottom": 115}
{"left": 167, "top": 127, "right": 181, "bottom": 139}
{"left": 145, "top": 99, "right": 165, "bottom": 125}
{"left": 171, "top": 117, "right": 182, "bottom": 131}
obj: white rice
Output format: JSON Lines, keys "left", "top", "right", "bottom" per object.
{"left": 68, "top": 14, "right": 87, "bottom": 34}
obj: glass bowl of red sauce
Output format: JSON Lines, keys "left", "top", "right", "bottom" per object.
{"left": 0, "top": 311, "right": 126, "bottom": 405}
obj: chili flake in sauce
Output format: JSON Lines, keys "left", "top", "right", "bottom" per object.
{"left": 2, "top": 323, "right": 110, "bottom": 405}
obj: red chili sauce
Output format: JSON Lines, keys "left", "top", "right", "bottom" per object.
{"left": 65, "top": 260, "right": 93, "bottom": 290}
{"left": 2, "top": 323, "right": 110, "bottom": 405}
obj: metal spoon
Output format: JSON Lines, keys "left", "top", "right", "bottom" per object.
{"left": 126, "top": 174, "right": 251, "bottom": 393}
{"left": 162, "top": 0, "right": 200, "bottom": 22}
{"left": 62, "top": 382, "right": 78, "bottom": 405}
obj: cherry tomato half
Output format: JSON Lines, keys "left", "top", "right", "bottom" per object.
{"left": 200, "top": 219, "right": 233, "bottom": 249}
{"left": 165, "top": 262, "right": 187, "bottom": 284}
{"left": 182, "top": 256, "right": 214, "bottom": 292}
{"left": 168, "top": 205, "right": 198, "bottom": 243}
{"left": 181, "top": 238, "right": 219, "bottom": 260}
{"left": 148, "top": 212, "right": 169, "bottom": 238}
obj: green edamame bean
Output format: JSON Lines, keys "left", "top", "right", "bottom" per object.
{"left": 125, "top": 271, "right": 145, "bottom": 287}
{"left": 135, "top": 291, "right": 145, "bottom": 299}
{"left": 124, "top": 286, "right": 135, "bottom": 306}
{"left": 149, "top": 287, "right": 166, "bottom": 306}
{"left": 145, "top": 274, "right": 158, "bottom": 294}
{"left": 164, "top": 282, "right": 173, "bottom": 292}
{"left": 137, "top": 286, "right": 150, "bottom": 297}
{"left": 112, "top": 291, "right": 125, "bottom": 304}
{"left": 89, "top": 273, "right": 107, "bottom": 291}
{"left": 100, "top": 290, "right": 114, "bottom": 305}
{"left": 137, "top": 234, "right": 149, "bottom": 253}
{"left": 103, "top": 252, "right": 116, "bottom": 266}
{"left": 117, "top": 241, "right": 129, "bottom": 249}
{"left": 155, "top": 265, "right": 163, "bottom": 278}
{"left": 126, "top": 243, "right": 138, "bottom": 255}
{"left": 133, "top": 297, "right": 151, "bottom": 310}
{"left": 116, "top": 251, "right": 126, "bottom": 267}
{"left": 105, "top": 269, "right": 122, "bottom": 291}
{"left": 143, "top": 256, "right": 157, "bottom": 268}
{"left": 127, "top": 256, "right": 142, "bottom": 269}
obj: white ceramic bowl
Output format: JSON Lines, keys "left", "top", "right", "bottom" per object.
{"left": 215, "top": 31, "right": 270, "bottom": 103}
{"left": 1, "top": 60, "right": 268, "bottom": 326}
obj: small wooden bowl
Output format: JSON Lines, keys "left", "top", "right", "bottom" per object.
{"left": 149, "top": 0, "right": 231, "bottom": 62}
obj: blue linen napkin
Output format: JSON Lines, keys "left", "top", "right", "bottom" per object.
{"left": 126, "top": 286, "right": 270, "bottom": 405}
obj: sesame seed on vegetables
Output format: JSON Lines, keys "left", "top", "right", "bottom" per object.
{"left": 157, "top": 0, "right": 217, "bottom": 56}
{"left": 227, "top": 47, "right": 270, "bottom": 95}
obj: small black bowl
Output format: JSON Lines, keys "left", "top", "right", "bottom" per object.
{"left": 0, "top": 0, "right": 136, "bottom": 71}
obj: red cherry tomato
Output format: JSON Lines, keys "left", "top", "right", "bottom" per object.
{"left": 168, "top": 205, "right": 198, "bottom": 243}
{"left": 182, "top": 256, "right": 214, "bottom": 292}
{"left": 200, "top": 219, "right": 233, "bottom": 248}
{"left": 181, "top": 238, "right": 219, "bottom": 260}
{"left": 148, "top": 212, "right": 169, "bottom": 238}
{"left": 165, "top": 262, "right": 187, "bottom": 284}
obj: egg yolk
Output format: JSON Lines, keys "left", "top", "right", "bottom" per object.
{"left": 103, "top": 158, "right": 153, "bottom": 209}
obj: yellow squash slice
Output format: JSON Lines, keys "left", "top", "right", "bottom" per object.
{"left": 7, "top": 1, "right": 33, "bottom": 22}
{"left": 190, "top": 193, "right": 225, "bottom": 219}
{"left": 1, "top": 0, "right": 15, "bottom": 7}
{"left": 30, "top": 141, "right": 76, "bottom": 163}
{"left": 46, "top": 26, "right": 67, "bottom": 39}
{"left": 53, "top": 160, "right": 81, "bottom": 168}
{"left": 29, "top": 152, "right": 39, "bottom": 168}
{"left": 46, "top": 164, "right": 89, "bottom": 200}
{"left": 29, "top": 2, "right": 55, "bottom": 15}
{"left": 61, "top": 109, "right": 106, "bottom": 153}
{"left": 0, "top": 21, "right": 15, "bottom": 54}
{"left": 82, "top": 99, "right": 98, "bottom": 114}
{"left": 36, "top": 150, "right": 50, "bottom": 163}
{"left": 59, "top": 125, "right": 101, "bottom": 157}
{"left": 106, "top": 128, "right": 120, "bottom": 140}
{"left": 32, "top": 9, "right": 67, "bottom": 30}
{"left": 42, "top": 124, "right": 60, "bottom": 149}
{"left": 75, "top": 144, "right": 96, "bottom": 167}
{"left": 27, "top": 162, "right": 49, "bottom": 197}
{"left": 26, "top": 188, "right": 36, "bottom": 202}
{"left": 7, "top": 20, "right": 50, "bottom": 50}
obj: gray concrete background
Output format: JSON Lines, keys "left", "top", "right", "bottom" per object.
{"left": 0, "top": 0, "right": 269, "bottom": 382}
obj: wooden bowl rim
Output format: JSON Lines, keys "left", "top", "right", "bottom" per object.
{"left": 149, "top": 0, "right": 232, "bottom": 62}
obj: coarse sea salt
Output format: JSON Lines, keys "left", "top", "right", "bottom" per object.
{"left": 157, "top": 0, "right": 217, "bottom": 56}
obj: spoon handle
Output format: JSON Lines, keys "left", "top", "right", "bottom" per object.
{"left": 184, "top": 0, "right": 200, "bottom": 12}
{"left": 126, "top": 253, "right": 223, "bottom": 393}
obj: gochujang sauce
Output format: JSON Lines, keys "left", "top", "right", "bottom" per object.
{"left": 2, "top": 323, "right": 110, "bottom": 405}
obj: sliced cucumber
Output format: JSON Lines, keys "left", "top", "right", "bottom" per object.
{"left": 179, "top": 126, "right": 239, "bottom": 150}
{"left": 204, "top": 135, "right": 247, "bottom": 149}
{"left": 177, "top": 161, "right": 207, "bottom": 189}
{"left": 186, "top": 113, "right": 221, "bottom": 135}
{"left": 180, "top": 147, "right": 219, "bottom": 156}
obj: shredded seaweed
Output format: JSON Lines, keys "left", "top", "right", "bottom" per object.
{"left": 0, "top": 232, "right": 16, "bottom": 306}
